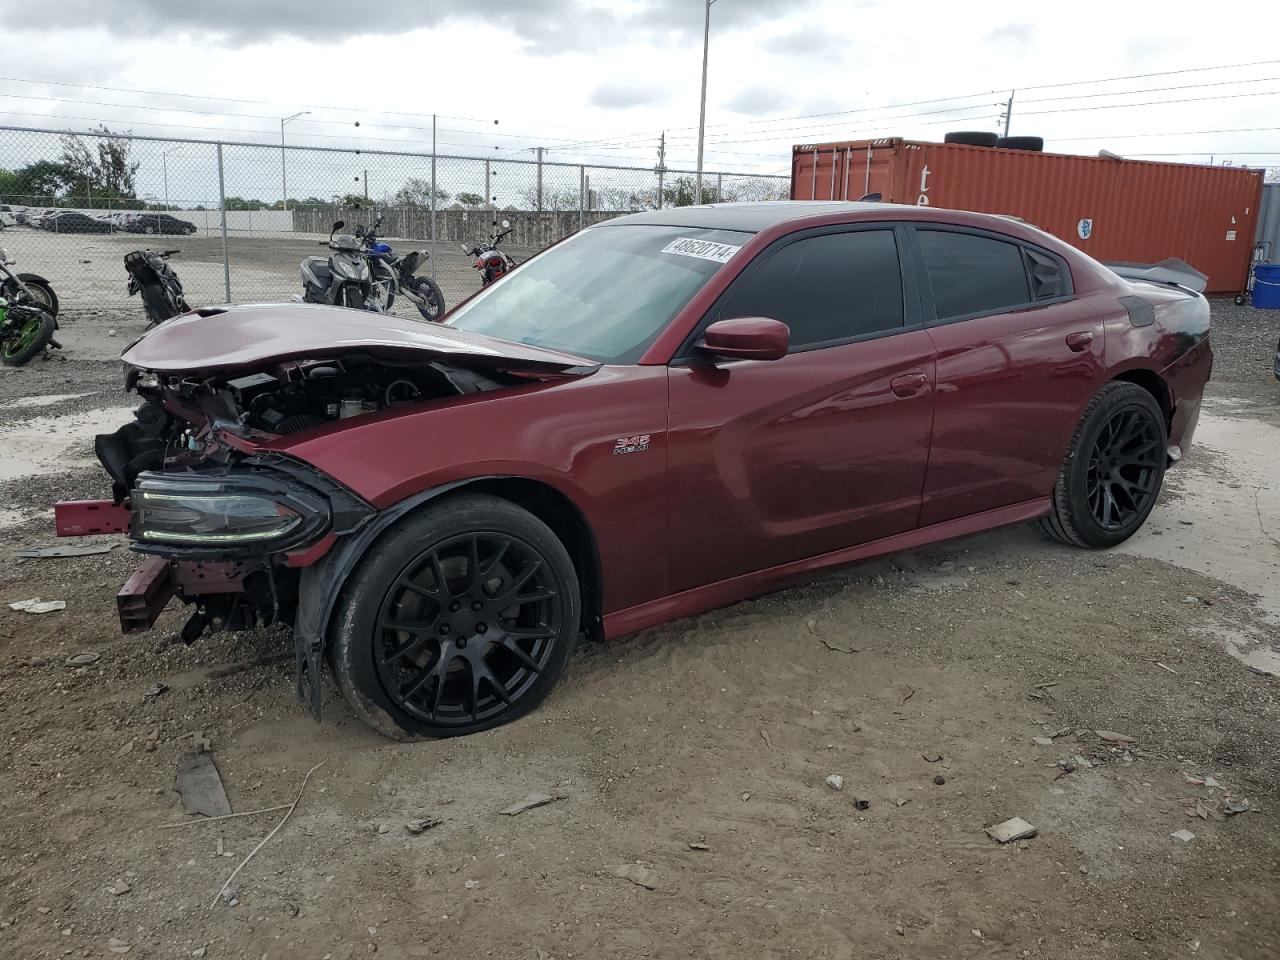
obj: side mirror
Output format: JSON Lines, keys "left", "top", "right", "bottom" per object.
{"left": 332, "top": 220, "right": 345, "bottom": 231}
{"left": 698, "top": 317, "right": 789, "bottom": 362}
{"left": 501, "top": 219, "right": 511, "bottom": 229}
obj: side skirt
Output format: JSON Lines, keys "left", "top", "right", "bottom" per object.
{"left": 603, "top": 497, "right": 1051, "bottom": 640}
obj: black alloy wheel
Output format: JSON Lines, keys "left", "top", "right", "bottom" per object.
{"left": 1085, "top": 407, "right": 1163, "bottom": 531}
{"left": 1041, "top": 382, "right": 1167, "bottom": 548}
{"left": 331, "top": 494, "right": 580, "bottom": 739}
{"left": 375, "top": 531, "right": 561, "bottom": 726}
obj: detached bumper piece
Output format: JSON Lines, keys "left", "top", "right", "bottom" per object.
{"left": 117, "top": 557, "right": 174, "bottom": 633}
{"left": 55, "top": 499, "right": 131, "bottom": 536}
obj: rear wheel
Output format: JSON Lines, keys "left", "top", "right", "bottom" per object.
{"left": 330, "top": 494, "right": 581, "bottom": 740}
{"left": 2, "top": 310, "right": 56, "bottom": 366}
{"left": 143, "top": 224, "right": 155, "bottom": 235}
{"left": 10, "top": 274, "right": 58, "bottom": 316}
{"left": 1040, "top": 382, "right": 1167, "bottom": 548}
{"left": 412, "top": 276, "right": 446, "bottom": 321}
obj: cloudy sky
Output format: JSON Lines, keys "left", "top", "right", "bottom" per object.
{"left": 0, "top": 0, "right": 1277, "bottom": 191}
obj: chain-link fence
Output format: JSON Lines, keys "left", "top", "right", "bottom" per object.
{"left": 0, "top": 125, "right": 790, "bottom": 320}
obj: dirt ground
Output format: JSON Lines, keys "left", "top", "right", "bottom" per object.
{"left": 0, "top": 299, "right": 1278, "bottom": 960}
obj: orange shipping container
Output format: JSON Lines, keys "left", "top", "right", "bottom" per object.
{"left": 790, "top": 138, "right": 1265, "bottom": 294}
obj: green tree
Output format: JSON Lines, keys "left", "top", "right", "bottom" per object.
{"left": 58, "top": 126, "right": 139, "bottom": 202}
{"left": 455, "top": 191, "right": 485, "bottom": 207}
{"left": 391, "top": 178, "right": 449, "bottom": 207}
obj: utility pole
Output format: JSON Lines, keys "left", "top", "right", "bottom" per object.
{"left": 431, "top": 113, "right": 437, "bottom": 279}
{"left": 280, "top": 111, "right": 310, "bottom": 210}
{"left": 1001, "top": 90, "right": 1016, "bottom": 137}
{"left": 536, "top": 147, "right": 544, "bottom": 212}
{"left": 657, "top": 131, "right": 667, "bottom": 209}
{"left": 363, "top": 169, "right": 369, "bottom": 201}
{"left": 695, "top": 0, "right": 716, "bottom": 204}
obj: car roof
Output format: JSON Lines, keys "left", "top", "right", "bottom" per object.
{"left": 598, "top": 200, "right": 918, "bottom": 233}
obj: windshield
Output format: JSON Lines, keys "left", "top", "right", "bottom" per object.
{"left": 445, "top": 224, "right": 752, "bottom": 363}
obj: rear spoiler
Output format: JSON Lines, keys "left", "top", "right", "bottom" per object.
{"left": 1105, "top": 258, "right": 1208, "bottom": 294}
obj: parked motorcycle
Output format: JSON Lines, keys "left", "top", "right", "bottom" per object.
{"left": 125, "top": 248, "right": 190, "bottom": 328}
{"left": 0, "top": 246, "right": 59, "bottom": 366}
{"left": 299, "top": 221, "right": 373, "bottom": 309}
{"left": 358, "top": 216, "right": 446, "bottom": 321}
{"left": 463, "top": 219, "right": 516, "bottom": 287}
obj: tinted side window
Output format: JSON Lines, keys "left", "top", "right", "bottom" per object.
{"left": 1024, "top": 247, "right": 1068, "bottom": 300}
{"left": 917, "top": 230, "right": 1031, "bottom": 321}
{"left": 720, "top": 230, "right": 904, "bottom": 349}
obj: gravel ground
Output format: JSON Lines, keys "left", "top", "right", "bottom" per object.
{"left": 0, "top": 270, "right": 1278, "bottom": 960}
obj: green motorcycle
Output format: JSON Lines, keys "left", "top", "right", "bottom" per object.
{"left": 0, "top": 247, "right": 59, "bottom": 366}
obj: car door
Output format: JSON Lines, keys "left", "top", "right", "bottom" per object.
{"left": 908, "top": 225, "right": 1106, "bottom": 526}
{"left": 666, "top": 224, "right": 937, "bottom": 592}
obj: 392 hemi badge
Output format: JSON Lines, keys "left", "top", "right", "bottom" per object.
{"left": 613, "top": 434, "right": 651, "bottom": 455}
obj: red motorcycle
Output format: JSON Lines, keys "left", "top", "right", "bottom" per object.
{"left": 462, "top": 219, "right": 516, "bottom": 287}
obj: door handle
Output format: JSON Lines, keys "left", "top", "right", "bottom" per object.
{"left": 1066, "top": 331, "right": 1094, "bottom": 352}
{"left": 890, "top": 372, "right": 928, "bottom": 398}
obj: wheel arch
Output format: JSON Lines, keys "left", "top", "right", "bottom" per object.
{"left": 1108, "top": 366, "right": 1172, "bottom": 427}
{"left": 293, "top": 474, "right": 604, "bottom": 718}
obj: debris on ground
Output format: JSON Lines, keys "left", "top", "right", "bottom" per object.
{"left": 14, "top": 543, "right": 116, "bottom": 559}
{"left": 1171, "top": 829, "right": 1196, "bottom": 843}
{"left": 1053, "top": 760, "right": 1078, "bottom": 780}
{"left": 9, "top": 598, "right": 67, "bottom": 614}
{"left": 64, "top": 651, "right": 99, "bottom": 666}
{"left": 1095, "top": 730, "right": 1136, "bottom": 745}
{"left": 825, "top": 774, "right": 844, "bottom": 791}
{"left": 933, "top": 775, "right": 946, "bottom": 786}
{"left": 175, "top": 752, "right": 232, "bottom": 818}
{"left": 1031, "top": 736, "right": 1054, "bottom": 746}
{"left": 107, "top": 879, "right": 131, "bottom": 896}
{"left": 687, "top": 841, "right": 710, "bottom": 851}
{"left": 922, "top": 753, "right": 942, "bottom": 763}
{"left": 144, "top": 682, "right": 168, "bottom": 699}
{"left": 819, "top": 638, "right": 860, "bottom": 653}
{"left": 405, "top": 817, "right": 443, "bottom": 835}
{"left": 852, "top": 797, "right": 871, "bottom": 811}
{"left": 986, "top": 817, "right": 1039, "bottom": 843}
{"left": 464, "top": 880, "right": 480, "bottom": 889}
{"left": 1223, "top": 798, "right": 1253, "bottom": 816}
{"left": 115, "top": 739, "right": 135, "bottom": 758}
{"left": 220, "top": 885, "right": 239, "bottom": 906}
{"left": 1185, "top": 773, "right": 1221, "bottom": 788}
{"left": 191, "top": 730, "right": 211, "bottom": 753}
{"left": 107, "top": 938, "right": 131, "bottom": 954}
{"left": 759, "top": 729, "right": 774, "bottom": 749}
{"left": 610, "top": 863, "right": 658, "bottom": 890}
{"left": 500, "top": 793, "right": 558, "bottom": 816}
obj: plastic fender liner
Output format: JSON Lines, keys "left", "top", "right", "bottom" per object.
{"left": 292, "top": 479, "right": 479, "bottom": 719}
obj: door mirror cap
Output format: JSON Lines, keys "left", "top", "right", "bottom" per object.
{"left": 332, "top": 220, "right": 345, "bottom": 231}
{"left": 698, "top": 317, "right": 789, "bottom": 362}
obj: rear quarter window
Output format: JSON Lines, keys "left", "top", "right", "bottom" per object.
{"left": 917, "top": 229, "right": 1031, "bottom": 321}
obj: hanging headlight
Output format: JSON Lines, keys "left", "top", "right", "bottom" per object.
{"left": 130, "top": 472, "right": 331, "bottom": 554}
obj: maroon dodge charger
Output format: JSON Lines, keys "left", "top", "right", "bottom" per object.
{"left": 57, "top": 202, "right": 1212, "bottom": 738}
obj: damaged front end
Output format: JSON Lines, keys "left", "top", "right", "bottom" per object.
{"left": 54, "top": 304, "right": 599, "bottom": 716}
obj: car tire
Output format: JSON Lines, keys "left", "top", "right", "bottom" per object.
{"left": 1040, "top": 382, "right": 1167, "bottom": 549}
{"left": 329, "top": 494, "right": 581, "bottom": 740}
{"left": 1234, "top": 294, "right": 1246, "bottom": 306}
{"left": 143, "top": 225, "right": 155, "bottom": 235}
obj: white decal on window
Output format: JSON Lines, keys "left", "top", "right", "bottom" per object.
{"left": 660, "top": 237, "right": 742, "bottom": 264}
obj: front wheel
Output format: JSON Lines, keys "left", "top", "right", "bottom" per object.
{"left": 1040, "top": 382, "right": 1167, "bottom": 548}
{"left": 2, "top": 310, "right": 56, "bottom": 366}
{"left": 340, "top": 285, "right": 364, "bottom": 309}
{"left": 411, "top": 276, "right": 446, "bottom": 321}
{"left": 329, "top": 494, "right": 581, "bottom": 740}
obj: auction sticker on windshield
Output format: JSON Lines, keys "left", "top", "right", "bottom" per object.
{"left": 660, "top": 237, "right": 742, "bottom": 264}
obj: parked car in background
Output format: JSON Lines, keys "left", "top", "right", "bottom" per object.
{"left": 22, "top": 208, "right": 56, "bottom": 228}
{"left": 41, "top": 212, "right": 114, "bottom": 234}
{"left": 125, "top": 213, "right": 197, "bottom": 236}
{"left": 57, "top": 201, "right": 1213, "bottom": 740}
{"left": 0, "top": 205, "right": 18, "bottom": 229}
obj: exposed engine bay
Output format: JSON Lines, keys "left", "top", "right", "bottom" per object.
{"left": 98, "top": 356, "right": 511, "bottom": 501}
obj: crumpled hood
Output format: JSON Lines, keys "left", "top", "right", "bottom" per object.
{"left": 121, "top": 302, "right": 599, "bottom": 377}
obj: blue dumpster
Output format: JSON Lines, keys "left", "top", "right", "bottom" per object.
{"left": 1254, "top": 263, "right": 1280, "bottom": 309}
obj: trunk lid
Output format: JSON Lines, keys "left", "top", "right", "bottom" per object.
{"left": 121, "top": 303, "right": 599, "bottom": 377}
